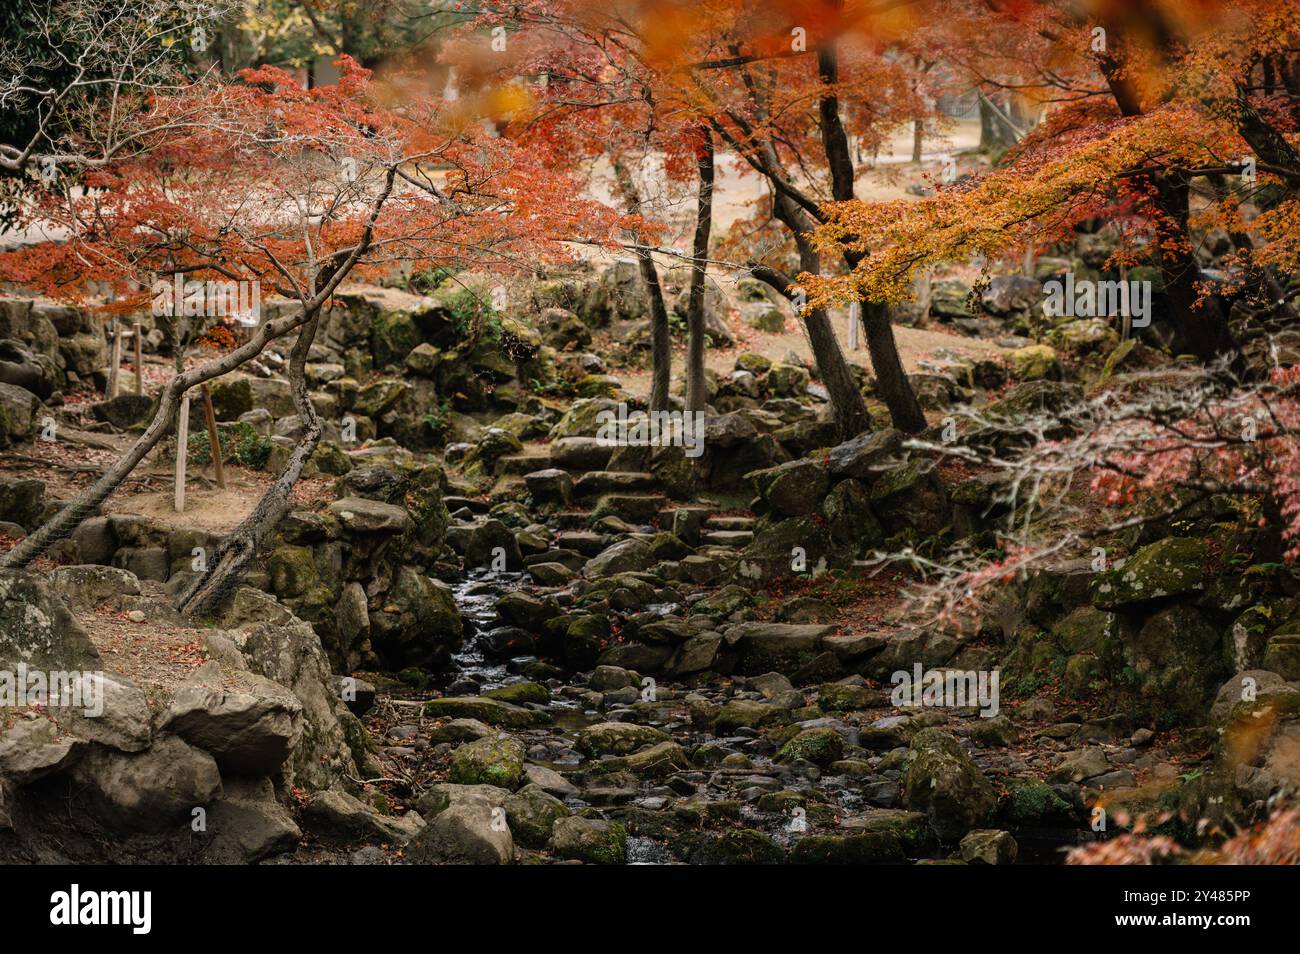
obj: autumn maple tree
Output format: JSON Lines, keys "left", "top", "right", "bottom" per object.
{"left": 0, "top": 44, "right": 622, "bottom": 612}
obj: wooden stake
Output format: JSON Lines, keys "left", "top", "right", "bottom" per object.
{"left": 847, "top": 301, "right": 861, "bottom": 352}
{"left": 175, "top": 392, "right": 190, "bottom": 513}
{"left": 201, "top": 385, "right": 226, "bottom": 490}
{"left": 108, "top": 323, "right": 122, "bottom": 399}
{"left": 133, "top": 322, "right": 143, "bottom": 395}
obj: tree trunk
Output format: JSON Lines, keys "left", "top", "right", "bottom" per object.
{"left": 612, "top": 157, "right": 672, "bottom": 412}
{"left": 912, "top": 118, "right": 924, "bottom": 163}
{"left": 0, "top": 306, "right": 317, "bottom": 569}
{"left": 751, "top": 252, "right": 873, "bottom": 442}
{"left": 816, "top": 28, "right": 923, "bottom": 435}
{"left": 176, "top": 312, "right": 324, "bottom": 616}
{"left": 685, "top": 129, "right": 714, "bottom": 414}
{"left": 861, "top": 300, "right": 926, "bottom": 432}
{"left": 636, "top": 250, "right": 673, "bottom": 413}
{"left": 1150, "top": 173, "right": 1241, "bottom": 367}
{"left": 978, "top": 92, "right": 1018, "bottom": 152}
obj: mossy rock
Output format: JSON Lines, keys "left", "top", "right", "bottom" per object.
{"left": 690, "top": 828, "right": 785, "bottom": 864}
{"left": 903, "top": 728, "right": 996, "bottom": 840}
{"left": 422, "top": 696, "right": 552, "bottom": 728}
{"left": 816, "top": 682, "right": 876, "bottom": 712}
{"left": 267, "top": 545, "right": 319, "bottom": 599}
{"left": 776, "top": 727, "right": 845, "bottom": 766}
{"left": 449, "top": 735, "right": 526, "bottom": 789}
{"left": 371, "top": 308, "right": 423, "bottom": 368}
{"left": 483, "top": 682, "right": 551, "bottom": 705}
{"left": 575, "top": 722, "right": 670, "bottom": 757}
{"left": 997, "top": 776, "right": 1075, "bottom": 827}
{"left": 787, "top": 832, "right": 904, "bottom": 864}
{"left": 504, "top": 784, "right": 570, "bottom": 849}
{"left": 1090, "top": 536, "right": 1209, "bottom": 607}
{"left": 550, "top": 817, "right": 626, "bottom": 865}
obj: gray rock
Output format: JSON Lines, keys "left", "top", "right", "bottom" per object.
{"left": 326, "top": 497, "right": 412, "bottom": 534}
{"left": 159, "top": 664, "right": 304, "bottom": 775}
{"left": 70, "top": 734, "right": 222, "bottom": 833}
{"left": 407, "top": 801, "right": 514, "bottom": 864}
{"left": 49, "top": 565, "right": 141, "bottom": 612}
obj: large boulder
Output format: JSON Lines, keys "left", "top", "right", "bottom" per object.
{"left": 217, "top": 594, "right": 363, "bottom": 792}
{"left": 49, "top": 565, "right": 141, "bottom": 612}
{"left": 159, "top": 663, "right": 305, "bottom": 774}
{"left": 749, "top": 458, "right": 830, "bottom": 517}
{"left": 407, "top": 801, "right": 514, "bottom": 864}
{"left": 449, "top": 735, "right": 526, "bottom": 789}
{"left": 368, "top": 567, "right": 464, "bottom": 670}
{"left": 69, "top": 735, "right": 222, "bottom": 833}
{"left": 0, "top": 571, "right": 101, "bottom": 671}
{"left": 0, "top": 382, "right": 39, "bottom": 446}
{"left": 1090, "top": 537, "right": 1209, "bottom": 607}
{"left": 903, "top": 728, "right": 996, "bottom": 840}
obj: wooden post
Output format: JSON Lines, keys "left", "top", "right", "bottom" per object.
{"left": 133, "top": 322, "right": 143, "bottom": 395}
{"left": 175, "top": 392, "right": 190, "bottom": 513}
{"left": 847, "top": 301, "right": 861, "bottom": 352}
{"left": 108, "top": 323, "right": 122, "bottom": 398}
{"left": 201, "top": 385, "right": 226, "bottom": 490}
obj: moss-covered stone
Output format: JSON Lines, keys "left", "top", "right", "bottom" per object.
{"left": 1090, "top": 536, "right": 1209, "bottom": 607}
{"left": 449, "top": 735, "right": 526, "bottom": 789}
{"left": 483, "top": 682, "right": 551, "bottom": 705}
{"left": 776, "top": 727, "right": 845, "bottom": 766}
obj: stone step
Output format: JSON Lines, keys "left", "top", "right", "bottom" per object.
{"left": 495, "top": 452, "right": 552, "bottom": 476}
{"left": 554, "top": 530, "right": 610, "bottom": 556}
{"left": 552, "top": 511, "right": 595, "bottom": 530}
{"left": 592, "top": 494, "right": 669, "bottom": 524}
{"left": 700, "top": 529, "right": 754, "bottom": 548}
{"left": 572, "top": 471, "right": 656, "bottom": 499}
{"left": 549, "top": 437, "right": 614, "bottom": 471}
{"left": 705, "top": 515, "right": 756, "bottom": 531}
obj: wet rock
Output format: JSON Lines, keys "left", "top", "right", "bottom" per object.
{"left": 959, "top": 829, "right": 1018, "bottom": 865}
{"left": 691, "top": 828, "right": 785, "bottom": 864}
{"left": 787, "top": 831, "right": 904, "bottom": 864}
{"left": 550, "top": 816, "right": 626, "bottom": 864}
{"left": 423, "top": 696, "right": 551, "bottom": 728}
{"left": 575, "top": 722, "right": 670, "bottom": 757}
{"left": 369, "top": 567, "right": 464, "bottom": 670}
